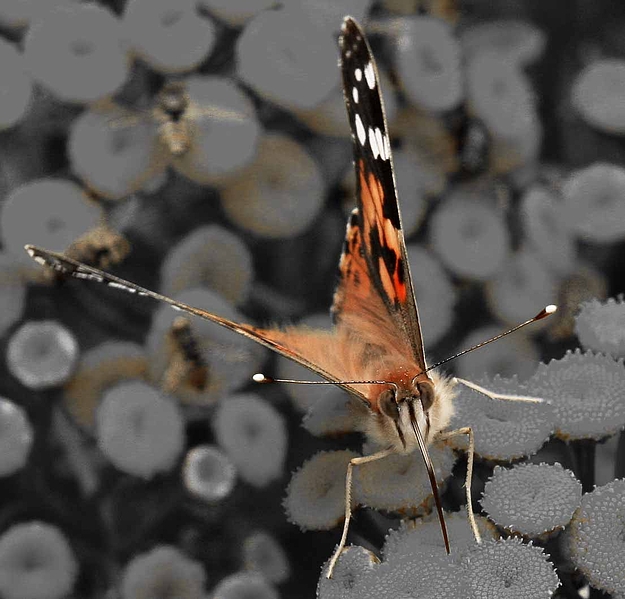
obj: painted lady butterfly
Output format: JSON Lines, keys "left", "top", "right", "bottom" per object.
{"left": 26, "top": 16, "right": 554, "bottom": 579}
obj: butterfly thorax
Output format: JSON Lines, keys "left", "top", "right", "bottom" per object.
{"left": 361, "top": 370, "right": 456, "bottom": 454}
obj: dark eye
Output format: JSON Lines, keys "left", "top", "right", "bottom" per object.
{"left": 378, "top": 389, "right": 399, "bottom": 420}
{"left": 417, "top": 380, "right": 435, "bottom": 412}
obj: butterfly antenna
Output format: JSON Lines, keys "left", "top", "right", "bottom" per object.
{"left": 425, "top": 305, "right": 557, "bottom": 373}
{"left": 253, "top": 374, "right": 396, "bottom": 389}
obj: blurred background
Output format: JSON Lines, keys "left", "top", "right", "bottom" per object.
{"left": 0, "top": 0, "right": 625, "bottom": 597}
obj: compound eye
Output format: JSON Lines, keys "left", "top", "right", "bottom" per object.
{"left": 378, "top": 389, "right": 399, "bottom": 420}
{"left": 417, "top": 380, "right": 435, "bottom": 412}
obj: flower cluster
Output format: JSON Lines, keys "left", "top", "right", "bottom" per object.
{"left": 1, "top": 2, "right": 624, "bottom": 598}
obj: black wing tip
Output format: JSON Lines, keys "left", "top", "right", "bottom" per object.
{"left": 341, "top": 16, "right": 364, "bottom": 43}
{"left": 24, "top": 244, "right": 50, "bottom": 266}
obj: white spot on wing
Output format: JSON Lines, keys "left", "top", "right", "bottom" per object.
{"left": 375, "top": 128, "right": 385, "bottom": 160}
{"left": 355, "top": 68, "right": 362, "bottom": 82}
{"left": 368, "top": 127, "right": 380, "bottom": 159}
{"left": 355, "top": 114, "right": 366, "bottom": 145}
{"left": 364, "top": 62, "right": 376, "bottom": 90}
{"left": 108, "top": 281, "right": 136, "bottom": 293}
{"left": 352, "top": 87, "right": 359, "bottom": 104}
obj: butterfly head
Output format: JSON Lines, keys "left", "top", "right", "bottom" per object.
{"left": 372, "top": 372, "right": 447, "bottom": 454}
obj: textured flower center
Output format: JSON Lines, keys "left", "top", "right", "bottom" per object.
{"left": 161, "top": 10, "right": 183, "bottom": 28}
{"left": 70, "top": 39, "right": 94, "bottom": 57}
{"left": 20, "top": 549, "right": 45, "bottom": 571}
{"left": 420, "top": 46, "right": 443, "bottom": 74}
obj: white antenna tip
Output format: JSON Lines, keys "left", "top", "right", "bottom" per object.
{"left": 253, "top": 373, "right": 269, "bottom": 383}
{"left": 534, "top": 304, "right": 558, "bottom": 321}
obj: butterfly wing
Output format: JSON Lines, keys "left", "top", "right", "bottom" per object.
{"left": 336, "top": 17, "right": 427, "bottom": 370}
{"left": 25, "top": 245, "right": 370, "bottom": 405}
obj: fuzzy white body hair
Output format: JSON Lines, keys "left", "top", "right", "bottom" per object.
{"left": 354, "top": 370, "right": 457, "bottom": 453}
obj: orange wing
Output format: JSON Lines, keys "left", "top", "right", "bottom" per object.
{"left": 25, "top": 245, "right": 372, "bottom": 406}
{"left": 336, "top": 17, "right": 428, "bottom": 370}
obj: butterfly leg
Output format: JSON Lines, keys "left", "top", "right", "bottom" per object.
{"left": 454, "top": 377, "right": 545, "bottom": 403}
{"left": 436, "top": 426, "right": 482, "bottom": 545}
{"left": 326, "top": 448, "right": 394, "bottom": 579}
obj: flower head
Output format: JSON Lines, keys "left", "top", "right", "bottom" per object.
{"left": 122, "top": 0, "right": 216, "bottom": 73}
{"left": 382, "top": 511, "right": 497, "bottom": 562}
{"left": 212, "top": 571, "right": 278, "bottom": 599}
{"left": 317, "top": 546, "right": 379, "bottom": 599}
{"left": 485, "top": 247, "right": 557, "bottom": 327}
{"left": 1, "top": 178, "right": 102, "bottom": 266}
{"left": 566, "top": 478, "right": 625, "bottom": 596}
{"left": 548, "top": 265, "right": 608, "bottom": 341}
{"left": 63, "top": 341, "right": 148, "bottom": 430}
{"left": 96, "top": 381, "right": 185, "bottom": 479}
{"left": 462, "top": 538, "right": 559, "bottom": 598}
{"left": 120, "top": 545, "right": 205, "bottom": 599}
{"left": 0, "top": 253, "right": 26, "bottom": 338}
{"left": 68, "top": 104, "right": 166, "bottom": 199}
{"left": 221, "top": 133, "right": 325, "bottom": 239}
{"left": 7, "top": 320, "right": 79, "bottom": 390}
{"left": 575, "top": 296, "right": 625, "bottom": 358}
{"left": 466, "top": 53, "right": 537, "bottom": 141}
{"left": 562, "top": 163, "right": 625, "bottom": 243}
{"left": 242, "top": 530, "right": 290, "bottom": 584}
{"left": 213, "top": 393, "right": 287, "bottom": 488}
{"left": 0, "top": 398, "right": 33, "bottom": 476}
{"left": 183, "top": 444, "right": 237, "bottom": 502}
{"left": 527, "top": 349, "right": 625, "bottom": 440}
{"left": 160, "top": 225, "right": 253, "bottom": 306}
{"left": 302, "top": 387, "right": 358, "bottom": 437}
{"left": 519, "top": 185, "right": 576, "bottom": 276}
{"left": 481, "top": 462, "right": 582, "bottom": 538}
{"left": 320, "top": 545, "right": 466, "bottom": 599}
{"left": 0, "top": 522, "right": 78, "bottom": 599}
{"left": 430, "top": 192, "right": 510, "bottom": 280}
{"left": 168, "top": 76, "right": 261, "bottom": 185}
{"left": 354, "top": 442, "right": 456, "bottom": 514}
{"left": 24, "top": 4, "right": 128, "bottom": 102}
{"left": 455, "top": 326, "right": 540, "bottom": 381}
{"left": 395, "top": 16, "right": 463, "bottom": 112}
{"left": 284, "top": 450, "right": 358, "bottom": 531}
{"left": 0, "top": 38, "right": 32, "bottom": 129}
{"left": 446, "top": 375, "right": 554, "bottom": 460}
{"left": 460, "top": 19, "right": 546, "bottom": 66}
{"left": 572, "top": 59, "right": 625, "bottom": 134}
{"left": 236, "top": 8, "right": 338, "bottom": 111}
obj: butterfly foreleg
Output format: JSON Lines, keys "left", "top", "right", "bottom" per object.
{"left": 436, "top": 426, "right": 482, "bottom": 546}
{"left": 326, "top": 447, "right": 394, "bottom": 579}
{"left": 454, "top": 377, "right": 545, "bottom": 403}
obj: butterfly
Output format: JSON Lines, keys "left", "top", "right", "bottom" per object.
{"left": 26, "top": 16, "right": 553, "bottom": 579}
